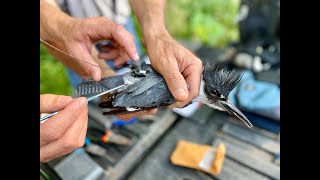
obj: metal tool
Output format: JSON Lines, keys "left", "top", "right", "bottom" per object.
{"left": 40, "top": 84, "right": 125, "bottom": 123}
{"left": 40, "top": 38, "right": 101, "bottom": 68}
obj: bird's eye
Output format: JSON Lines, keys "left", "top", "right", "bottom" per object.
{"left": 211, "top": 89, "right": 218, "bottom": 95}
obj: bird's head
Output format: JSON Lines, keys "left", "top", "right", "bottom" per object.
{"left": 197, "top": 63, "right": 252, "bottom": 128}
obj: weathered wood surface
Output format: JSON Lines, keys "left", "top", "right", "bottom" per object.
{"left": 221, "top": 123, "right": 280, "bottom": 154}
{"left": 46, "top": 106, "right": 280, "bottom": 180}
{"left": 213, "top": 136, "right": 280, "bottom": 179}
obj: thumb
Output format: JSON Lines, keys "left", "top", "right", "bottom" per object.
{"left": 161, "top": 62, "right": 188, "bottom": 102}
{"left": 40, "top": 94, "right": 73, "bottom": 113}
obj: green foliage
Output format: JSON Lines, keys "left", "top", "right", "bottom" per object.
{"left": 131, "top": 15, "right": 147, "bottom": 55}
{"left": 40, "top": 44, "right": 73, "bottom": 95}
{"left": 165, "top": 0, "right": 240, "bottom": 47}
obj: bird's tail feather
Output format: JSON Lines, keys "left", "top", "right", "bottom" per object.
{"left": 76, "top": 80, "right": 108, "bottom": 95}
{"left": 99, "top": 101, "right": 113, "bottom": 108}
{"left": 76, "top": 75, "right": 126, "bottom": 96}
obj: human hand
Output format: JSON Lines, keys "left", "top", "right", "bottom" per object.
{"left": 61, "top": 17, "right": 139, "bottom": 81}
{"left": 40, "top": 94, "right": 88, "bottom": 162}
{"left": 100, "top": 94, "right": 158, "bottom": 120}
{"left": 40, "top": 1, "right": 139, "bottom": 81}
{"left": 115, "top": 109, "right": 158, "bottom": 120}
{"left": 144, "top": 30, "right": 203, "bottom": 108}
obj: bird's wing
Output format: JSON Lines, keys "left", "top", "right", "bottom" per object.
{"left": 112, "top": 72, "right": 176, "bottom": 108}
{"left": 76, "top": 74, "right": 127, "bottom": 95}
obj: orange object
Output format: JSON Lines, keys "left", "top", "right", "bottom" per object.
{"left": 170, "top": 140, "right": 226, "bottom": 175}
{"left": 101, "top": 130, "right": 111, "bottom": 143}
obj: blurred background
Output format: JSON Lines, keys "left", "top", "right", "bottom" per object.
{"left": 40, "top": 0, "right": 280, "bottom": 179}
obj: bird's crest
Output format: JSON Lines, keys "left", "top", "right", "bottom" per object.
{"left": 202, "top": 63, "right": 242, "bottom": 98}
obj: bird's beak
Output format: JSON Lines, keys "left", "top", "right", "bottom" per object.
{"left": 219, "top": 100, "right": 253, "bottom": 128}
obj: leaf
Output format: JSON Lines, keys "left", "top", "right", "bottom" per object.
{"left": 40, "top": 44, "right": 73, "bottom": 95}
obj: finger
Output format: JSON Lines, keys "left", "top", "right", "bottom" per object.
{"left": 57, "top": 108, "right": 87, "bottom": 151}
{"left": 110, "top": 25, "right": 139, "bottom": 61}
{"left": 77, "top": 111, "right": 88, "bottom": 147}
{"left": 40, "top": 94, "right": 72, "bottom": 113}
{"left": 40, "top": 108, "right": 88, "bottom": 162}
{"left": 114, "top": 51, "right": 130, "bottom": 67}
{"left": 160, "top": 59, "right": 188, "bottom": 102}
{"left": 168, "top": 62, "right": 202, "bottom": 108}
{"left": 93, "top": 19, "right": 138, "bottom": 61}
{"left": 114, "top": 56, "right": 124, "bottom": 68}
{"left": 116, "top": 109, "right": 158, "bottom": 120}
{"left": 101, "top": 45, "right": 113, "bottom": 52}
{"left": 40, "top": 97, "right": 87, "bottom": 146}
{"left": 40, "top": 144, "right": 73, "bottom": 163}
{"left": 116, "top": 109, "right": 157, "bottom": 120}
{"left": 69, "top": 42, "right": 102, "bottom": 81}
{"left": 98, "top": 49, "right": 120, "bottom": 60}
{"left": 183, "top": 61, "right": 202, "bottom": 100}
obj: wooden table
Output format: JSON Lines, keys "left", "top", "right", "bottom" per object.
{"left": 42, "top": 104, "right": 280, "bottom": 180}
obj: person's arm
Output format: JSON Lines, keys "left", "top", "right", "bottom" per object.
{"left": 40, "top": 0, "right": 72, "bottom": 46}
{"left": 129, "top": 0, "right": 203, "bottom": 108}
{"left": 40, "top": 0, "right": 139, "bottom": 81}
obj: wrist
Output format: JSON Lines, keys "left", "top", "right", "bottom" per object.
{"left": 40, "top": 2, "right": 75, "bottom": 43}
{"left": 142, "top": 24, "right": 171, "bottom": 48}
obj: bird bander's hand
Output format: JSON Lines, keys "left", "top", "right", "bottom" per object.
{"left": 40, "top": 94, "right": 88, "bottom": 162}
{"left": 116, "top": 109, "right": 158, "bottom": 120}
{"left": 40, "top": 0, "right": 139, "bottom": 81}
{"left": 144, "top": 30, "right": 203, "bottom": 108}
{"left": 66, "top": 17, "right": 140, "bottom": 77}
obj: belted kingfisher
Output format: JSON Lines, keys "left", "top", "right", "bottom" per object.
{"left": 76, "top": 63, "right": 252, "bottom": 128}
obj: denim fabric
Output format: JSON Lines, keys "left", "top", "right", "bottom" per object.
{"left": 229, "top": 70, "right": 280, "bottom": 121}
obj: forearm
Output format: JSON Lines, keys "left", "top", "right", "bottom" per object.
{"left": 129, "top": 0, "right": 169, "bottom": 46}
{"left": 131, "top": 0, "right": 202, "bottom": 107}
{"left": 40, "top": 0, "right": 74, "bottom": 43}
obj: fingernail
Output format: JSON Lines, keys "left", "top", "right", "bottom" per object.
{"left": 174, "top": 88, "right": 188, "bottom": 100}
{"left": 133, "top": 53, "right": 139, "bottom": 61}
{"left": 80, "top": 98, "right": 87, "bottom": 108}
{"left": 93, "top": 71, "right": 101, "bottom": 81}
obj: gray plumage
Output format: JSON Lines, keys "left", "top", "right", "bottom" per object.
{"left": 113, "top": 71, "right": 176, "bottom": 108}
{"left": 76, "top": 63, "right": 176, "bottom": 109}
{"left": 75, "top": 62, "right": 252, "bottom": 129}
{"left": 76, "top": 63, "right": 240, "bottom": 110}
{"left": 76, "top": 81, "right": 108, "bottom": 95}
{"left": 202, "top": 63, "right": 242, "bottom": 101}
{"left": 76, "top": 75, "right": 125, "bottom": 95}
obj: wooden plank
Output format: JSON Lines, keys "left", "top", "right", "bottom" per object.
{"left": 88, "top": 103, "right": 113, "bottom": 129}
{"left": 213, "top": 137, "right": 280, "bottom": 179}
{"left": 188, "top": 105, "right": 214, "bottom": 125}
{"left": 122, "top": 120, "right": 149, "bottom": 135}
{"left": 222, "top": 123, "right": 280, "bottom": 154}
{"left": 127, "top": 116, "right": 222, "bottom": 180}
{"left": 53, "top": 150, "right": 107, "bottom": 180}
{"left": 215, "top": 158, "right": 270, "bottom": 180}
{"left": 214, "top": 133, "right": 274, "bottom": 162}
{"left": 228, "top": 117, "right": 279, "bottom": 141}
{"left": 107, "top": 110, "right": 178, "bottom": 179}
